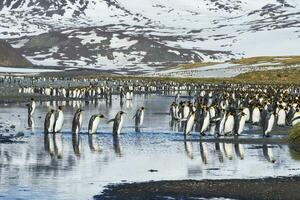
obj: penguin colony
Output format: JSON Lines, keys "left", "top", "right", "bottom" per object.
{"left": 17, "top": 76, "right": 299, "bottom": 137}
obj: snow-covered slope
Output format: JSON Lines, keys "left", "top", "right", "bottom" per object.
{"left": 0, "top": 0, "right": 300, "bottom": 73}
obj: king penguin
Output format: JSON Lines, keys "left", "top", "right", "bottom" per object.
{"left": 44, "top": 108, "right": 55, "bottom": 134}
{"left": 262, "top": 110, "right": 275, "bottom": 137}
{"left": 88, "top": 114, "right": 105, "bottom": 134}
{"left": 184, "top": 111, "right": 195, "bottom": 135}
{"left": 26, "top": 98, "right": 36, "bottom": 116}
{"left": 252, "top": 105, "right": 261, "bottom": 124}
{"left": 108, "top": 111, "right": 126, "bottom": 135}
{"left": 72, "top": 108, "right": 83, "bottom": 134}
{"left": 53, "top": 106, "right": 64, "bottom": 133}
{"left": 235, "top": 112, "right": 247, "bottom": 135}
{"left": 277, "top": 105, "right": 286, "bottom": 126}
{"left": 200, "top": 107, "right": 210, "bottom": 136}
{"left": 224, "top": 111, "right": 235, "bottom": 136}
{"left": 133, "top": 107, "right": 145, "bottom": 128}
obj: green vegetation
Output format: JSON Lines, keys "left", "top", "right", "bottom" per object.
{"left": 234, "top": 68, "right": 300, "bottom": 85}
{"left": 231, "top": 56, "right": 300, "bottom": 66}
{"left": 65, "top": 67, "right": 300, "bottom": 85}
{"left": 288, "top": 123, "right": 300, "bottom": 143}
{"left": 36, "top": 55, "right": 300, "bottom": 85}
{"left": 289, "top": 145, "right": 300, "bottom": 160}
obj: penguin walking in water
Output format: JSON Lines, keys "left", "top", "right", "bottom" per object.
{"left": 224, "top": 111, "right": 235, "bottom": 136}
{"left": 217, "top": 109, "right": 227, "bottom": 136}
{"left": 72, "top": 108, "right": 83, "bottom": 134}
{"left": 184, "top": 111, "right": 195, "bottom": 135}
{"left": 133, "top": 107, "right": 145, "bottom": 132}
{"left": 44, "top": 109, "right": 55, "bottom": 134}
{"left": 53, "top": 106, "right": 64, "bottom": 133}
{"left": 26, "top": 98, "right": 36, "bottom": 116}
{"left": 235, "top": 112, "right": 247, "bottom": 135}
{"left": 262, "top": 110, "right": 275, "bottom": 137}
{"left": 88, "top": 114, "right": 106, "bottom": 134}
{"left": 182, "top": 102, "right": 190, "bottom": 120}
{"left": 108, "top": 111, "right": 126, "bottom": 135}
{"left": 199, "top": 107, "right": 210, "bottom": 136}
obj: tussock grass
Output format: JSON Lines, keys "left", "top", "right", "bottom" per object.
{"left": 234, "top": 68, "right": 300, "bottom": 85}
{"left": 289, "top": 145, "right": 300, "bottom": 160}
{"left": 231, "top": 56, "right": 300, "bottom": 66}
{"left": 288, "top": 123, "right": 300, "bottom": 143}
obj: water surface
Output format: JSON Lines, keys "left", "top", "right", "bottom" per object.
{"left": 0, "top": 94, "right": 299, "bottom": 199}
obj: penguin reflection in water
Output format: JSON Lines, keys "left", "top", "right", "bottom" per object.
{"left": 113, "top": 135, "right": 122, "bottom": 156}
{"left": 88, "top": 134, "right": 101, "bottom": 153}
{"left": 184, "top": 135, "right": 194, "bottom": 159}
{"left": 108, "top": 111, "right": 127, "bottom": 135}
{"left": 72, "top": 108, "right": 84, "bottom": 134}
{"left": 263, "top": 144, "right": 276, "bottom": 163}
{"left": 27, "top": 116, "right": 35, "bottom": 133}
{"left": 133, "top": 107, "right": 145, "bottom": 132}
{"left": 72, "top": 133, "right": 81, "bottom": 157}
{"left": 53, "top": 133, "right": 63, "bottom": 159}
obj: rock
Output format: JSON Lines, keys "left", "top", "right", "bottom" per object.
{"left": 0, "top": 39, "right": 33, "bottom": 67}
{"left": 15, "top": 132, "right": 25, "bottom": 138}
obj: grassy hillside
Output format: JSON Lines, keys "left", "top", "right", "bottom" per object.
{"left": 231, "top": 56, "right": 300, "bottom": 66}
{"left": 234, "top": 68, "right": 300, "bottom": 85}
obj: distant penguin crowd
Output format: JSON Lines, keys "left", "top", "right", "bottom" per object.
{"left": 18, "top": 76, "right": 300, "bottom": 138}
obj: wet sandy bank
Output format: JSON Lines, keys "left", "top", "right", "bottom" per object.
{"left": 95, "top": 177, "right": 300, "bottom": 200}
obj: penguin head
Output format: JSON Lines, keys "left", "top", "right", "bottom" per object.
{"left": 58, "top": 106, "right": 64, "bottom": 111}
{"left": 31, "top": 98, "right": 34, "bottom": 101}
{"left": 141, "top": 107, "right": 145, "bottom": 110}
{"left": 77, "top": 108, "right": 84, "bottom": 112}
{"left": 241, "top": 112, "right": 246, "bottom": 116}
{"left": 98, "top": 114, "right": 106, "bottom": 119}
{"left": 120, "top": 111, "right": 126, "bottom": 115}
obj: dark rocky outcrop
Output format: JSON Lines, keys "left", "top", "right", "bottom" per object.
{"left": 0, "top": 39, "right": 33, "bottom": 67}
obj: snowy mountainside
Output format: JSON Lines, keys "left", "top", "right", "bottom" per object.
{"left": 0, "top": 0, "right": 300, "bottom": 74}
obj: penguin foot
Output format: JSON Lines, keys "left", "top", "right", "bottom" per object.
{"left": 264, "top": 133, "right": 271, "bottom": 138}
{"left": 200, "top": 132, "right": 206, "bottom": 136}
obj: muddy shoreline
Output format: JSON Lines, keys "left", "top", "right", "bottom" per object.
{"left": 95, "top": 177, "right": 300, "bottom": 200}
